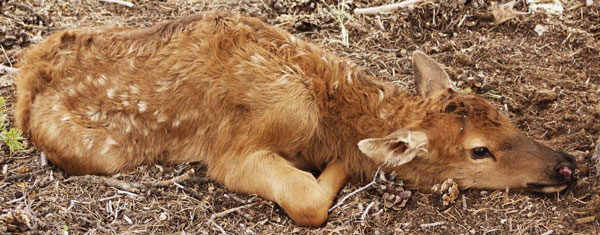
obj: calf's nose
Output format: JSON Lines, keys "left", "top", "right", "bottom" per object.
{"left": 554, "top": 152, "right": 576, "bottom": 181}
{"left": 556, "top": 165, "right": 572, "bottom": 179}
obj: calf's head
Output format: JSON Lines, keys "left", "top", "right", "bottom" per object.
{"left": 358, "top": 51, "right": 575, "bottom": 193}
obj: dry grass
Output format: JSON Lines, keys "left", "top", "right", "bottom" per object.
{"left": 1, "top": 0, "right": 599, "bottom": 233}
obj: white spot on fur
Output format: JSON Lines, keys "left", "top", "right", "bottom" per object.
{"left": 125, "top": 123, "right": 131, "bottom": 133}
{"left": 285, "top": 65, "right": 295, "bottom": 74}
{"left": 122, "top": 100, "right": 130, "bottom": 106}
{"left": 76, "top": 82, "right": 85, "bottom": 91}
{"left": 279, "top": 74, "right": 290, "bottom": 85}
{"left": 107, "top": 88, "right": 115, "bottom": 99}
{"left": 296, "top": 50, "right": 306, "bottom": 56}
{"left": 172, "top": 120, "right": 181, "bottom": 127}
{"left": 138, "top": 102, "right": 147, "bottom": 112}
{"left": 60, "top": 116, "right": 70, "bottom": 121}
{"left": 100, "top": 137, "right": 117, "bottom": 155}
{"left": 333, "top": 81, "right": 339, "bottom": 89}
{"left": 290, "top": 35, "right": 297, "bottom": 43}
{"left": 89, "top": 112, "right": 101, "bottom": 122}
{"left": 250, "top": 54, "right": 266, "bottom": 64}
{"left": 321, "top": 56, "right": 328, "bottom": 62}
{"left": 347, "top": 72, "right": 353, "bottom": 84}
{"left": 86, "top": 75, "right": 92, "bottom": 83}
{"left": 157, "top": 114, "right": 168, "bottom": 123}
{"left": 98, "top": 75, "right": 106, "bottom": 85}
{"left": 82, "top": 136, "right": 94, "bottom": 150}
{"left": 129, "top": 85, "right": 139, "bottom": 94}
{"left": 52, "top": 104, "right": 60, "bottom": 111}
{"left": 378, "top": 89, "right": 385, "bottom": 101}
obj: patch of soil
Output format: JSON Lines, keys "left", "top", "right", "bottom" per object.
{"left": 1, "top": 0, "right": 599, "bottom": 233}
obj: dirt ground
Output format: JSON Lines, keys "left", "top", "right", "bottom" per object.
{"left": 1, "top": 0, "right": 599, "bottom": 234}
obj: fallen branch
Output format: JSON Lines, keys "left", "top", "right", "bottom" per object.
{"left": 159, "top": 169, "right": 195, "bottom": 185}
{"left": 67, "top": 175, "right": 142, "bottom": 193}
{"left": 575, "top": 215, "right": 596, "bottom": 225}
{"left": 329, "top": 167, "right": 381, "bottom": 212}
{"left": 209, "top": 201, "right": 265, "bottom": 223}
{"left": 354, "top": 0, "right": 424, "bottom": 14}
{"left": 0, "top": 64, "right": 19, "bottom": 74}
{"left": 420, "top": 221, "right": 445, "bottom": 228}
{"left": 172, "top": 182, "right": 204, "bottom": 201}
{"left": 593, "top": 135, "right": 600, "bottom": 171}
{"left": 360, "top": 201, "right": 376, "bottom": 221}
{"left": 98, "top": 0, "right": 134, "bottom": 8}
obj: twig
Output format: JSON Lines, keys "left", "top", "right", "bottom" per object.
{"left": 67, "top": 175, "right": 142, "bottom": 193}
{"left": 117, "top": 189, "right": 140, "bottom": 198}
{"left": 1, "top": 45, "right": 13, "bottom": 68}
{"left": 420, "top": 221, "right": 445, "bottom": 228}
{"left": 541, "top": 230, "right": 554, "bottom": 235}
{"left": 211, "top": 221, "right": 227, "bottom": 235}
{"left": 2, "top": 166, "right": 51, "bottom": 182}
{"left": 329, "top": 167, "right": 381, "bottom": 212}
{"left": 209, "top": 201, "right": 265, "bottom": 223}
{"left": 0, "top": 64, "right": 18, "bottom": 74}
{"left": 575, "top": 216, "right": 596, "bottom": 225}
{"left": 159, "top": 169, "right": 194, "bottom": 185}
{"left": 593, "top": 135, "right": 600, "bottom": 171}
{"left": 354, "top": 0, "right": 424, "bottom": 14}
{"left": 360, "top": 201, "right": 376, "bottom": 221}
{"left": 98, "top": 0, "right": 134, "bottom": 8}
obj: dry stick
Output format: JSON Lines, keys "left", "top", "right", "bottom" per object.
{"left": 354, "top": 0, "right": 425, "bottom": 14}
{"left": 593, "top": 135, "right": 600, "bottom": 171}
{"left": 329, "top": 167, "right": 381, "bottom": 212}
{"left": 209, "top": 201, "right": 266, "bottom": 223}
{"left": 211, "top": 221, "right": 227, "bottom": 235}
{"left": 1, "top": 45, "right": 14, "bottom": 68}
{"left": 575, "top": 215, "right": 596, "bottom": 225}
{"left": 159, "top": 169, "right": 195, "bottom": 185}
{"left": 0, "top": 64, "right": 18, "bottom": 74}
{"left": 98, "top": 0, "right": 134, "bottom": 8}
{"left": 172, "top": 182, "right": 204, "bottom": 201}
{"left": 3, "top": 166, "right": 51, "bottom": 182}
{"left": 420, "top": 221, "right": 445, "bottom": 228}
{"left": 67, "top": 175, "right": 142, "bottom": 193}
{"left": 360, "top": 201, "right": 376, "bottom": 221}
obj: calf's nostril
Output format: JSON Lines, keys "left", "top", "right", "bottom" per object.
{"left": 557, "top": 165, "right": 572, "bottom": 178}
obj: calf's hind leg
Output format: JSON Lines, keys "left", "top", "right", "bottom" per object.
{"left": 217, "top": 150, "right": 349, "bottom": 227}
{"left": 28, "top": 97, "right": 138, "bottom": 175}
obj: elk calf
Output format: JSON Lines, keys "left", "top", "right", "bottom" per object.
{"left": 16, "top": 12, "right": 575, "bottom": 227}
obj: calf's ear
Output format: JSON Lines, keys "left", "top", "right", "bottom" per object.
{"left": 358, "top": 130, "right": 429, "bottom": 167}
{"left": 412, "top": 51, "right": 456, "bottom": 98}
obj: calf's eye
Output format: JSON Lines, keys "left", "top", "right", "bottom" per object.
{"left": 472, "top": 147, "right": 493, "bottom": 160}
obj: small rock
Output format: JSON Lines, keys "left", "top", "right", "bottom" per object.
{"left": 455, "top": 53, "right": 472, "bottom": 66}
{"left": 159, "top": 212, "right": 168, "bottom": 221}
{"left": 532, "top": 89, "right": 557, "bottom": 104}
{"left": 535, "top": 25, "right": 548, "bottom": 36}
{"left": 527, "top": 212, "right": 535, "bottom": 218}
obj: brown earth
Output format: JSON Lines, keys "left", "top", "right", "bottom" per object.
{"left": 1, "top": 0, "right": 599, "bottom": 234}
